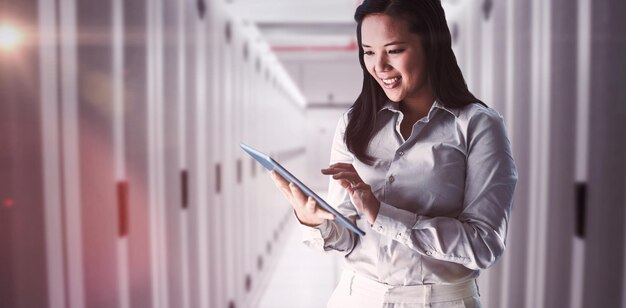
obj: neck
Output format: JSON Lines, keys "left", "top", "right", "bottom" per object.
{"left": 400, "top": 89, "right": 435, "bottom": 120}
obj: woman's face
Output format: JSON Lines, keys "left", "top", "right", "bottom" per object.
{"left": 361, "top": 13, "right": 429, "bottom": 103}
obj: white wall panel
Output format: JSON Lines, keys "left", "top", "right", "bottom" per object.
{"left": 112, "top": 1, "right": 130, "bottom": 308}
{"left": 525, "top": 0, "right": 552, "bottom": 306}
{"left": 161, "top": 0, "right": 186, "bottom": 307}
{"left": 500, "top": 1, "right": 532, "bottom": 308}
{"left": 0, "top": 1, "right": 49, "bottom": 308}
{"left": 122, "top": 0, "right": 152, "bottom": 305}
{"left": 38, "top": 0, "right": 65, "bottom": 306}
{"left": 193, "top": 3, "right": 211, "bottom": 308}
{"left": 223, "top": 16, "right": 237, "bottom": 307}
{"left": 583, "top": 0, "right": 626, "bottom": 306}
{"left": 147, "top": 0, "right": 171, "bottom": 306}
{"left": 235, "top": 21, "right": 246, "bottom": 305}
{"left": 75, "top": 1, "right": 122, "bottom": 307}
{"left": 59, "top": 0, "right": 86, "bottom": 306}
{"left": 210, "top": 4, "right": 228, "bottom": 308}
{"left": 183, "top": 1, "right": 199, "bottom": 307}
{"left": 543, "top": 0, "right": 578, "bottom": 307}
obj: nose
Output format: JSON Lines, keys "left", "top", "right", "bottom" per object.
{"left": 374, "top": 53, "right": 391, "bottom": 73}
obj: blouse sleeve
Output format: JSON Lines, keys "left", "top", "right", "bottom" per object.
{"left": 299, "top": 112, "right": 359, "bottom": 254}
{"left": 370, "top": 109, "right": 518, "bottom": 270}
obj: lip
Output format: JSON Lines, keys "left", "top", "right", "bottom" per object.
{"left": 380, "top": 76, "right": 401, "bottom": 89}
{"left": 378, "top": 75, "right": 401, "bottom": 80}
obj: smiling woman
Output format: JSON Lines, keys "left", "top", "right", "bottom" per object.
{"left": 361, "top": 14, "right": 431, "bottom": 139}
{"left": 348, "top": 0, "right": 483, "bottom": 162}
{"left": 269, "top": 0, "right": 518, "bottom": 307}
{"left": 361, "top": 15, "right": 428, "bottom": 105}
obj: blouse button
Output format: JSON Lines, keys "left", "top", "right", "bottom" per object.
{"left": 426, "top": 251, "right": 433, "bottom": 256}
{"left": 388, "top": 175, "right": 395, "bottom": 183}
{"left": 398, "top": 151, "right": 404, "bottom": 156}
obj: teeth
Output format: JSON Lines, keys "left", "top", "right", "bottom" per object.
{"left": 382, "top": 77, "right": 400, "bottom": 84}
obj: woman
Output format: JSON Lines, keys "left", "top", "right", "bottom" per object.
{"left": 271, "top": 0, "right": 517, "bottom": 307}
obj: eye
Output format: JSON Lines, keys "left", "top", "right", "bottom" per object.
{"left": 388, "top": 49, "right": 405, "bottom": 54}
{"left": 363, "top": 50, "right": 374, "bottom": 56}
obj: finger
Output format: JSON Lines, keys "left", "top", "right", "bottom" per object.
{"left": 328, "top": 162, "right": 355, "bottom": 169}
{"left": 332, "top": 171, "right": 363, "bottom": 185}
{"left": 338, "top": 179, "right": 353, "bottom": 190}
{"left": 352, "top": 182, "right": 371, "bottom": 191}
{"left": 270, "top": 170, "right": 289, "bottom": 186}
{"left": 289, "top": 183, "right": 307, "bottom": 204}
{"left": 316, "top": 208, "right": 336, "bottom": 220}
{"left": 271, "top": 171, "right": 291, "bottom": 193}
{"left": 321, "top": 164, "right": 355, "bottom": 174}
{"left": 332, "top": 178, "right": 355, "bottom": 193}
{"left": 321, "top": 167, "right": 347, "bottom": 175}
{"left": 320, "top": 168, "right": 338, "bottom": 175}
{"left": 271, "top": 171, "right": 294, "bottom": 199}
{"left": 338, "top": 180, "right": 354, "bottom": 194}
{"left": 304, "top": 197, "right": 318, "bottom": 213}
{"left": 306, "top": 197, "right": 335, "bottom": 220}
{"left": 270, "top": 171, "right": 291, "bottom": 194}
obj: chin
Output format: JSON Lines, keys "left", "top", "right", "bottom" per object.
{"left": 385, "top": 92, "right": 403, "bottom": 103}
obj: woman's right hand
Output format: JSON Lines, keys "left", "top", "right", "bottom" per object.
{"left": 270, "top": 170, "right": 335, "bottom": 227}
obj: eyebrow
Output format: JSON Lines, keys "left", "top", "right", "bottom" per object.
{"left": 361, "top": 41, "right": 408, "bottom": 48}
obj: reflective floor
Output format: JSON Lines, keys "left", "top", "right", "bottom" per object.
{"left": 258, "top": 194, "right": 341, "bottom": 308}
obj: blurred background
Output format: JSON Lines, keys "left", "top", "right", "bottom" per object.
{"left": 1, "top": 0, "right": 625, "bottom": 307}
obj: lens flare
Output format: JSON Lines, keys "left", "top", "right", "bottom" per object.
{"left": 0, "top": 24, "right": 22, "bottom": 50}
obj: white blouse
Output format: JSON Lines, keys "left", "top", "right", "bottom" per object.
{"left": 301, "top": 100, "right": 518, "bottom": 285}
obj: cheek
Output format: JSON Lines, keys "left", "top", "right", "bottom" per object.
{"left": 366, "top": 67, "right": 375, "bottom": 78}
{"left": 402, "top": 64, "right": 426, "bottom": 87}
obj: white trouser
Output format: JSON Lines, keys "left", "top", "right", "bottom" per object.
{"left": 327, "top": 270, "right": 482, "bottom": 308}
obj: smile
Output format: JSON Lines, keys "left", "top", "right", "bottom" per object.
{"left": 381, "top": 76, "right": 401, "bottom": 89}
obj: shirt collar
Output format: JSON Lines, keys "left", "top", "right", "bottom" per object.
{"left": 379, "top": 99, "right": 459, "bottom": 118}
{"left": 432, "top": 100, "right": 460, "bottom": 118}
{"left": 379, "top": 100, "right": 400, "bottom": 113}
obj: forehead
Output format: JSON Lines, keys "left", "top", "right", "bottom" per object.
{"left": 361, "top": 13, "right": 414, "bottom": 45}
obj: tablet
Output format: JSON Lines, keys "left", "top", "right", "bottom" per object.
{"left": 240, "top": 143, "right": 366, "bottom": 237}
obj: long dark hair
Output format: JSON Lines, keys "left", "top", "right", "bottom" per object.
{"left": 346, "top": 0, "right": 483, "bottom": 165}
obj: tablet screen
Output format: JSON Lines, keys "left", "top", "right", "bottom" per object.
{"left": 240, "top": 143, "right": 365, "bottom": 236}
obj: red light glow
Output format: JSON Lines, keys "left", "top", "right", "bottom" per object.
{"left": 3, "top": 199, "right": 13, "bottom": 208}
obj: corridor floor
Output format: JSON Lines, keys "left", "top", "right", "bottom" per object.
{"left": 258, "top": 216, "right": 341, "bottom": 308}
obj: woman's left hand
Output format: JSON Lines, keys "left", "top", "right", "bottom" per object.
{"left": 321, "top": 163, "right": 380, "bottom": 225}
